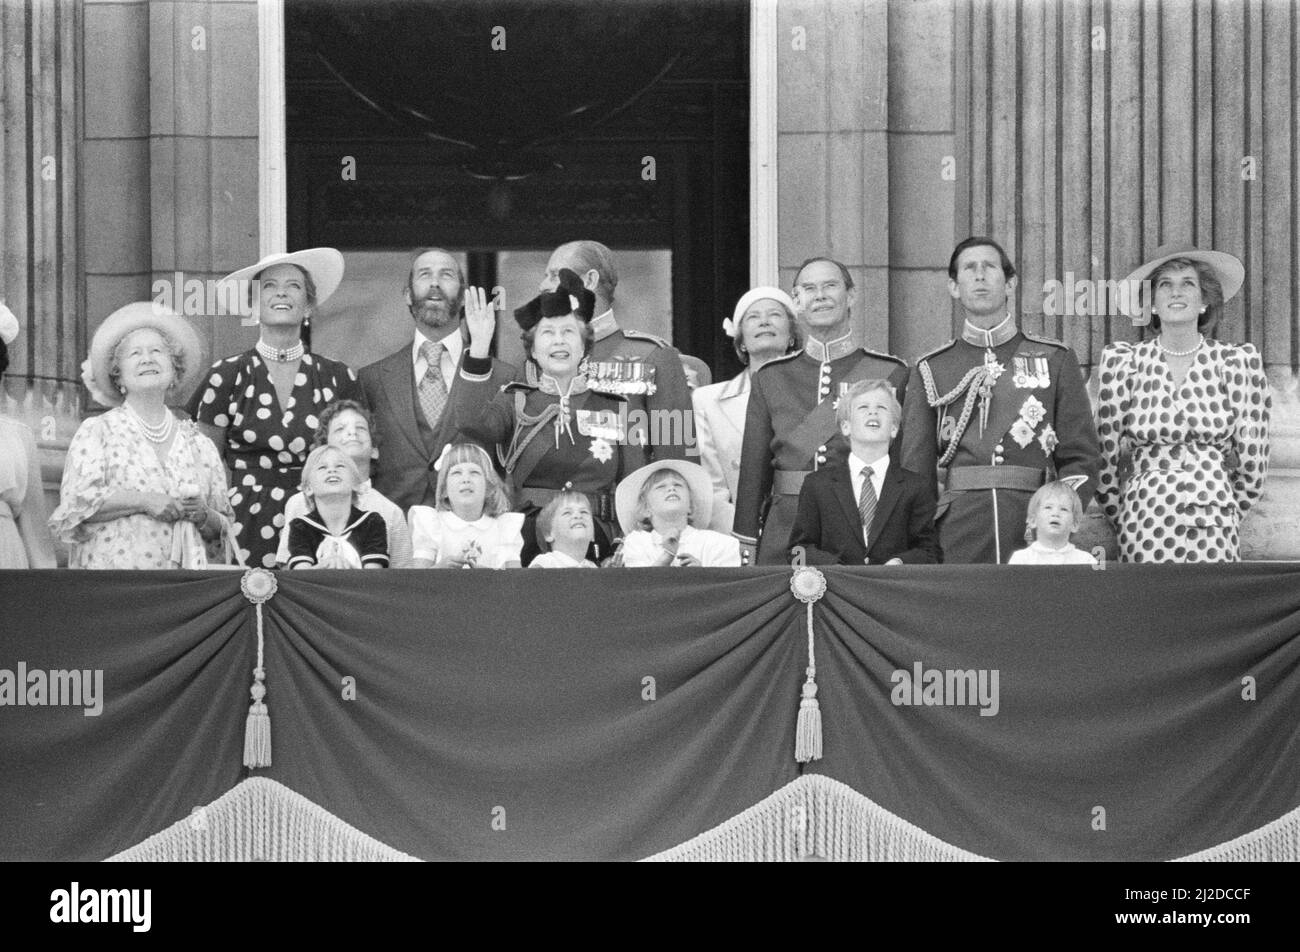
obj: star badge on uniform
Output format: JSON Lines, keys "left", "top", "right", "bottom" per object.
{"left": 589, "top": 437, "right": 613, "bottom": 463}
{"left": 1019, "top": 394, "right": 1046, "bottom": 428}
{"left": 1010, "top": 418, "right": 1036, "bottom": 448}
{"left": 1038, "top": 423, "right": 1059, "bottom": 455}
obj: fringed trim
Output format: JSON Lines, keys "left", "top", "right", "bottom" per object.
{"left": 643, "top": 775, "right": 993, "bottom": 862}
{"left": 1172, "top": 803, "right": 1300, "bottom": 862}
{"left": 105, "top": 778, "right": 419, "bottom": 862}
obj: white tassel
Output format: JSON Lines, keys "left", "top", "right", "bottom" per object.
{"left": 243, "top": 667, "right": 271, "bottom": 768}
{"left": 795, "top": 669, "right": 822, "bottom": 763}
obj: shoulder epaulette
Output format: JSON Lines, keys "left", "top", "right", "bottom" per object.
{"left": 1021, "top": 330, "right": 1069, "bottom": 349}
{"left": 622, "top": 329, "right": 670, "bottom": 349}
{"left": 915, "top": 339, "right": 957, "bottom": 364}
{"left": 862, "top": 346, "right": 908, "bottom": 368}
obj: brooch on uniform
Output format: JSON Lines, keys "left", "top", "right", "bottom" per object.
{"left": 589, "top": 437, "right": 614, "bottom": 463}
{"left": 586, "top": 360, "right": 658, "bottom": 396}
{"left": 1038, "top": 423, "right": 1059, "bottom": 455}
{"left": 1012, "top": 353, "right": 1051, "bottom": 389}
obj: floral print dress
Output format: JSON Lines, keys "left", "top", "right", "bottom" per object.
{"left": 49, "top": 408, "right": 234, "bottom": 569}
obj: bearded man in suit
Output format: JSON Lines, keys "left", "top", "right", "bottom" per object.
{"left": 359, "top": 248, "right": 516, "bottom": 511}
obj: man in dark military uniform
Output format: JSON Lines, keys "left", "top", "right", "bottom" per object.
{"left": 733, "top": 257, "right": 909, "bottom": 564}
{"left": 540, "top": 240, "right": 693, "bottom": 466}
{"left": 900, "top": 236, "right": 1101, "bottom": 563}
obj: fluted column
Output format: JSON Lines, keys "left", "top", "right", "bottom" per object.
{"left": 0, "top": 0, "right": 81, "bottom": 452}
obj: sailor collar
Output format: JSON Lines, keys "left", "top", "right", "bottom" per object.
{"left": 962, "top": 313, "right": 1017, "bottom": 348}
{"left": 803, "top": 329, "right": 856, "bottom": 363}
{"left": 299, "top": 506, "right": 371, "bottom": 536}
{"left": 589, "top": 309, "right": 618, "bottom": 342}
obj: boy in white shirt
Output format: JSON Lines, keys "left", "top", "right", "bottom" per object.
{"left": 529, "top": 491, "right": 599, "bottom": 568}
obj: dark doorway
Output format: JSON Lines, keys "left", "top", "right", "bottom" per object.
{"left": 285, "top": 0, "right": 749, "bottom": 380}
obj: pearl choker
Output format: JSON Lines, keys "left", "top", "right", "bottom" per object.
{"left": 1158, "top": 334, "right": 1204, "bottom": 357}
{"left": 256, "top": 339, "right": 304, "bottom": 363}
{"left": 125, "top": 402, "right": 175, "bottom": 444}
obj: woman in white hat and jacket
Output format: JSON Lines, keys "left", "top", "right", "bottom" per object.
{"left": 185, "top": 249, "right": 363, "bottom": 568}
{"left": 1095, "top": 244, "right": 1271, "bottom": 563}
{"left": 690, "top": 287, "right": 800, "bottom": 533}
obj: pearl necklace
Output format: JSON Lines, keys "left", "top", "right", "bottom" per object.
{"left": 1158, "top": 334, "right": 1204, "bottom": 357}
{"left": 125, "top": 402, "right": 175, "bottom": 443}
{"left": 256, "top": 339, "right": 304, "bottom": 363}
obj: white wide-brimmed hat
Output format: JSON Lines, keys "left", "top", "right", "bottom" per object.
{"left": 1118, "top": 243, "right": 1244, "bottom": 317}
{"left": 722, "top": 286, "right": 798, "bottom": 338}
{"left": 616, "top": 459, "right": 715, "bottom": 535}
{"left": 220, "top": 247, "right": 345, "bottom": 313}
{"left": 87, "top": 302, "right": 206, "bottom": 407}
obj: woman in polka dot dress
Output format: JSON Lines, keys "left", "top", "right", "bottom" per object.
{"left": 1096, "top": 245, "right": 1270, "bottom": 563}
{"left": 188, "top": 249, "right": 362, "bottom": 568}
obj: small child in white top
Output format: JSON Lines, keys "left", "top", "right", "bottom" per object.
{"left": 529, "top": 491, "right": 599, "bottom": 568}
{"left": 276, "top": 400, "right": 413, "bottom": 567}
{"left": 409, "top": 443, "right": 524, "bottom": 569}
{"left": 615, "top": 460, "right": 742, "bottom": 567}
{"left": 1008, "top": 480, "right": 1098, "bottom": 565}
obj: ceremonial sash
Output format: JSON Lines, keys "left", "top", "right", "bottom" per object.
{"left": 781, "top": 354, "right": 883, "bottom": 473}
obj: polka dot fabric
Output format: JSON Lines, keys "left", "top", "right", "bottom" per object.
{"left": 1095, "top": 339, "right": 1271, "bottom": 563}
{"left": 187, "top": 349, "right": 362, "bottom": 567}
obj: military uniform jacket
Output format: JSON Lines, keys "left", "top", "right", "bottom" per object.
{"left": 449, "top": 354, "right": 640, "bottom": 508}
{"left": 586, "top": 310, "right": 693, "bottom": 464}
{"left": 733, "top": 346, "right": 909, "bottom": 544}
{"left": 900, "top": 330, "right": 1100, "bottom": 503}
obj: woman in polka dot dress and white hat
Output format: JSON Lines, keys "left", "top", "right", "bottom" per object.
{"left": 1095, "top": 244, "right": 1271, "bottom": 563}
{"left": 187, "top": 249, "right": 363, "bottom": 568}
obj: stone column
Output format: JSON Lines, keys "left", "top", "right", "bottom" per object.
{"left": 0, "top": 0, "right": 81, "bottom": 490}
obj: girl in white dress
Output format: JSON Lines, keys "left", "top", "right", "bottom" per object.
{"left": 1009, "top": 481, "right": 1097, "bottom": 565}
{"left": 409, "top": 443, "right": 524, "bottom": 569}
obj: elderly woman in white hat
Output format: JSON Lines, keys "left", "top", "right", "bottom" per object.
{"left": 614, "top": 459, "right": 741, "bottom": 566}
{"left": 0, "top": 302, "right": 57, "bottom": 567}
{"left": 1095, "top": 244, "right": 1271, "bottom": 563}
{"left": 185, "top": 248, "right": 363, "bottom": 568}
{"left": 690, "top": 287, "right": 800, "bottom": 533}
{"left": 49, "top": 302, "right": 234, "bottom": 568}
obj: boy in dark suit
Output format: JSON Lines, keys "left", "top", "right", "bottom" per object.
{"left": 788, "top": 379, "right": 940, "bottom": 565}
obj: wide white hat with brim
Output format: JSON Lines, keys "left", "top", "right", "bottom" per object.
{"left": 87, "top": 301, "right": 206, "bottom": 407}
{"left": 722, "top": 286, "right": 798, "bottom": 338}
{"left": 616, "top": 459, "right": 715, "bottom": 536}
{"left": 219, "top": 247, "right": 345, "bottom": 314}
{"left": 1118, "top": 243, "right": 1244, "bottom": 317}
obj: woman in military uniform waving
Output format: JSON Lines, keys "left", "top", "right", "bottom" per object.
{"left": 449, "top": 269, "right": 639, "bottom": 565}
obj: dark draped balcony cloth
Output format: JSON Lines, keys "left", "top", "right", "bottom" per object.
{"left": 0, "top": 565, "right": 1297, "bottom": 861}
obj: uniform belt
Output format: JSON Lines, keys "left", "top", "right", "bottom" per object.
{"left": 772, "top": 470, "right": 811, "bottom": 495}
{"left": 518, "top": 487, "right": 615, "bottom": 524}
{"left": 946, "top": 465, "right": 1044, "bottom": 492}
